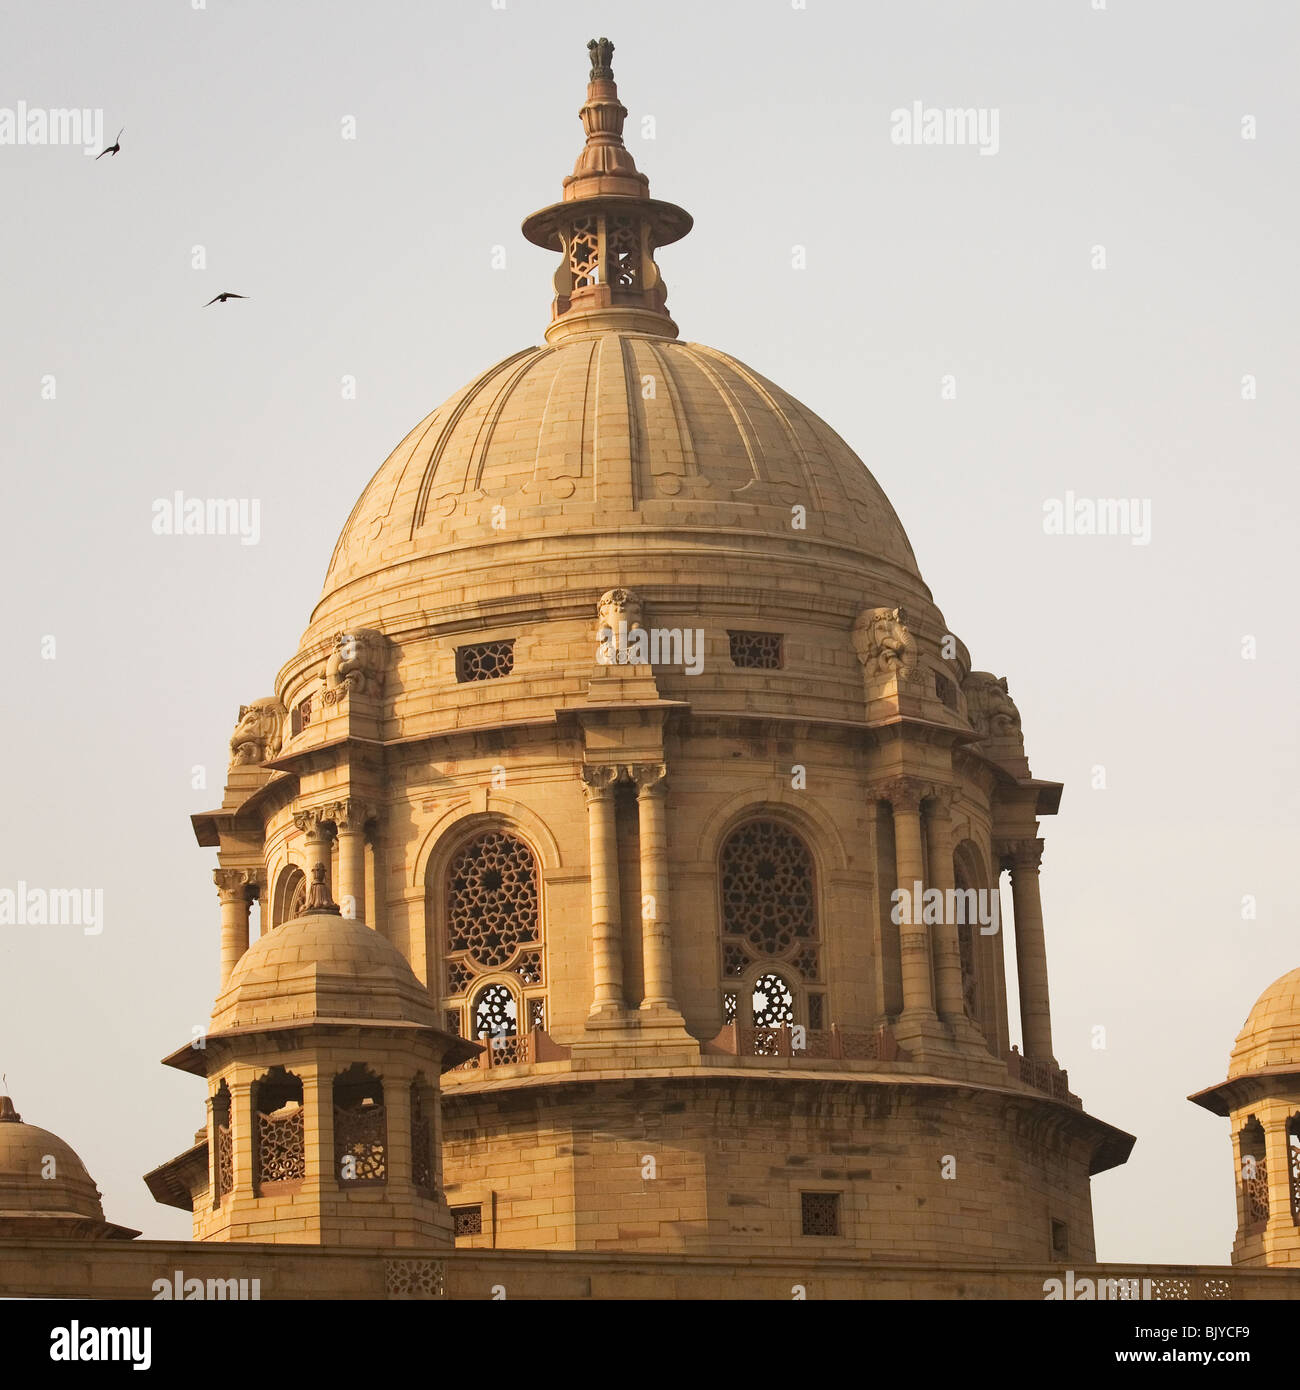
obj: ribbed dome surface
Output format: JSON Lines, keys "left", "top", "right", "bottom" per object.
{"left": 1229, "top": 967, "right": 1300, "bottom": 1076}
{"left": 212, "top": 910, "right": 441, "bottom": 1032}
{"left": 319, "top": 331, "right": 920, "bottom": 614}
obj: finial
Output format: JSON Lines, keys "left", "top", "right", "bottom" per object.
{"left": 304, "top": 862, "right": 340, "bottom": 914}
{"left": 521, "top": 38, "right": 693, "bottom": 343}
{"left": 0, "top": 1093, "right": 20, "bottom": 1123}
{"left": 588, "top": 37, "right": 615, "bottom": 81}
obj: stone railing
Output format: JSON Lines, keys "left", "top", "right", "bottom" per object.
{"left": 704, "top": 1022, "right": 904, "bottom": 1062}
{"left": 452, "top": 1026, "right": 571, "bottom": 1073}
{"left": 1005, "top": 1046, "right": 1081, "bottom": 1108}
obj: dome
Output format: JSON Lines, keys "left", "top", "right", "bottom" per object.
{"left": 303, "top": 49, "right": 926, "bottom": 647}
{"left": 0, "top": 1094, "right": 137, "bottom": 1238}
{"left": 211, "top": 908, "right": 441, "bottom": 1033}
{"left": 1228, "top": 967, "right": 1300, "bottom": 1077}
{"left": 316, "top": 334, "right": 921, "bottom": 630}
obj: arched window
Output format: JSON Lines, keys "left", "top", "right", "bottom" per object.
{"left": 718, "top": 819, "right": 822, "bottom": 1027}
{"left": 472, "top": 981, "right": 518, "bottom": 1040}
{"left": 253, "top": 1067, "right": 304, "bottom": 1194}
{"left": 271, "top": 864, "right": 305, "bottom": 927}
{"left": 333, "top": 1064, "right": 386, "bottom": 1185}
{"left": 752, "top": 970, "right": 795, "bottom": 1027}
{"left": 1240, "top": 1117, "right": 1268, "bottom": 1232}
{"left": 440, "top": 829, "right": 544, "bottom": 1041}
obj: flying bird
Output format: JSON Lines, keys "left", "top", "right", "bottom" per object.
{"left": 96, "top": 128, "right": 123, "bottom": 159}
{"left": 204, "top": 293, "right": 249, "bottom": 306}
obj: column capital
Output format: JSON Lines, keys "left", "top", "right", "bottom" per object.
{"left": 997, "top": 837, "right": 1044, "bottom": 872}
{"left": 580, "top": 763, "right": 621, "bottom": 802}
{"left": 292, "top": 806, "right": 334, "bottom": 839}
{"left": 924, "top": 783, "right": 959, "bottom": 818}
{"left": 213, "top": 868, "right": 259, "bottom": 903}
{"left": 629, "top": 763, "right": 668, "bottom": 797}
{"left": 324, "top": 797, "right": 378, "bottom": 832}
{"left": 875, "top": 776, "right": 925, "bottom": 813}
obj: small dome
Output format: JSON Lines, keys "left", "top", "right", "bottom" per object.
{"left": 1228, "top": 967, "right": 1300, "bottom": 1077}
{"left": 212, "top": 907, "right": 440, "bottom": 1033}
{"left": 0, "top": 1094, "right": 137, "bottom": 1238}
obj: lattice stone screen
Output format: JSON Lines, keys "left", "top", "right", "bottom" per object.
{"left": 335, "top": 1102, "right": 387, "bottom": 1183}
{"left": 800, "top": 1191, "right": 840, "bottom": 1237}
{"left": 256, "top": 1106, "right": 305, "bottom": 1186}
{"left": 455, "top": 640, "right": 515, "bottom": 682}
{"left": 411, "top": 1083, "right": 434, "bottom": 1193}
{"left": 728, "top": 630, "right": 783, "bottom": 669}
{"left": 720, "top": 821, "right": 815, "bottom": 955}
{"left": 446, "top": 831, "right": 540, "bottom": 969}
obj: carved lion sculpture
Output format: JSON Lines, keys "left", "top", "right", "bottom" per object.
{"left": 595, "top": 587, "right": 645, "bottom": 665}
{"left": 851, "top": 606, "right": 916, "bottom": 682}
{"left": 596, "top": 587, "right": 644, "bottom": 635}
{"left": 229, "top": 699, "right": 284, "bottom": 766}
{"left": 325, "top": 628, "right": 387, "bottom": 697}
{"left": 964, "top": 672, "right": 1022, "bottom": 741}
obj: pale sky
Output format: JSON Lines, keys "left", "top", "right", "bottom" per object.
{"left": 1, "top": 0, "right": 1297, "bottom": 1261}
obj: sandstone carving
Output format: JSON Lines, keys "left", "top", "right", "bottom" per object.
{"left": 229, "top": 700, "right": 284, "bottom": 766}
{"left": 325, "top": 628, "right": 387, "bottom": 697}
{"left": 852, "top": 606, "right": 916, "bottom": 682}
{"left": 964, "top": 672, "right": 1023, "bottom": 741}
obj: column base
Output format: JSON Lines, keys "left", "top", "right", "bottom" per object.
{"left": 893, "top": 1008, "right": 953, "bottom": 1054}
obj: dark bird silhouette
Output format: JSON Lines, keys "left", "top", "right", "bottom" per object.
{"left": 96, "top": 128, "right": 123, "bottom": 159}
{"left": 204, "top": 293, "right": 249, "bottom": 306}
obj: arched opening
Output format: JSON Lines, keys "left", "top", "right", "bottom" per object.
{"left": 333, "top": 1064, "right": 386, "bottom": 1185}
{"left": 411, "top": 1072, "right": 436, "bottom": 1198}
{"left": 718, "top": 818, "right": 822, "bottom": 1029}
{"left": 954, "top": 838, "right": 1006, "bottom": 1055}
{"left": 210, "top": 1081, "right": 232, "bottom": 1209}
{"left": 471, "top": 981, "right": 518, "bottom": 1039}
{"left": 253, "top": 1066, "right": 304, "bottom": 1195}
{"left": 1240, "top": 1116, "right": 1268, "bottom": 1232}
{"left": 438, "top": 828, "right": 544, "bottom": 1040}
{"left": 271, "top": 864, "right": 305, "bottom": 927}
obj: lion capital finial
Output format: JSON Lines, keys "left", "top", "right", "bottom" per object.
{"left": 588, "top": 36, "right": 615, "bottom": 81}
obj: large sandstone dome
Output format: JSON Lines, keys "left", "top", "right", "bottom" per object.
{"left": 1229, "top": 967, "right": 1300, "bottom": 1077}
{"left": 314, "top": 332, "right": 922, "bottom": 635}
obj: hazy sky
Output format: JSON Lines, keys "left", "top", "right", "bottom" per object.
{"left": 1, "top": 0, "right": 1297, "bottom": 1262}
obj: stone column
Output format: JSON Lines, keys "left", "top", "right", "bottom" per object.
{"left": 924, "top": 789, "right": 968, "bottom": 1026}
{"left": 228, "top": 1075, "right": 255, "bottom": 1196}
{"left": 293, "top": 808, "right": 334, "bottom": 904}
{"left": 883, "top": 778, "right": 938, "bottom": 1024}
{"left": 632, "top": 764, "right": 676, "bottom": 1011}
{"left": 1261, "top": 1102, "right": 1295, "bottom": 1250}
{"left": 214, "top": 868, "right": 254, "bottom": 989}
{"left": 329, "top": 799, "right": 374, "bottom": 923}
{"left": 1001, "top": 838, "right": 1054, "bottom": 1062}
{"left": 302, "top": 1064, "right": 331, "bottom": 1193}
{"left": 582, "top": 765, "right": 624, "bottom": 1016}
